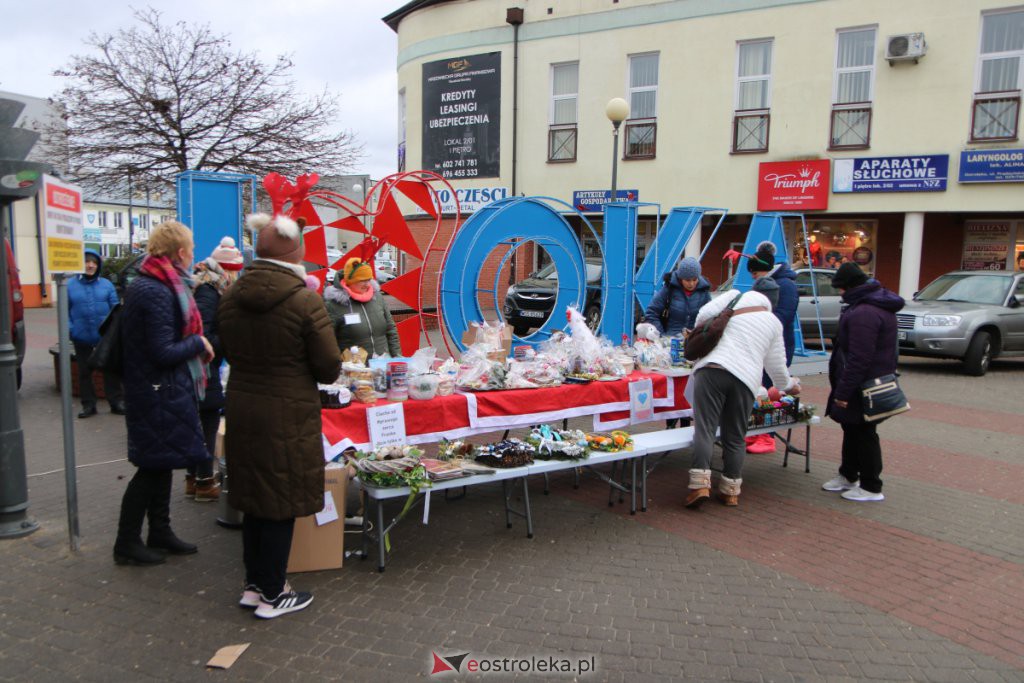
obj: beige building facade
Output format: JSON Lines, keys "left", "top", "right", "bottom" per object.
{"left": 386, "top": 0, "right": 1024, "bottom": 296}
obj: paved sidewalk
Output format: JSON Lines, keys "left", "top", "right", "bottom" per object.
{"left": 1, "top": 307, "right": 1022, "bottom": 682}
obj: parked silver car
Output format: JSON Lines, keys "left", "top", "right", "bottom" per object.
{"left": 715, "top": 268, "right": 843, "bottom": 338}
{"left": 898, "top": 271, "right": 1024, "bottom": 375}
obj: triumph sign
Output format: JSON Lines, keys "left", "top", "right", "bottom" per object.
{"left": 757, "top": 160, "right": 829, "bottom": 211}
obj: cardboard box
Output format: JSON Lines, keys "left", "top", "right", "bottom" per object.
{"left": 287, "top": 464, "right": 348, "bottom": 573}
{"left": 461, "top": 324, "right": 513, "bottom": 359}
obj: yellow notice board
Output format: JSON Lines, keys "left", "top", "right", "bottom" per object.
{"left": 41, "top": 175, "right": 84, "bottom": 274}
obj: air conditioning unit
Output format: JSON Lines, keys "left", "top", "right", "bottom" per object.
{"left": 886, "top": 33, "right": 927, "bottom": 65}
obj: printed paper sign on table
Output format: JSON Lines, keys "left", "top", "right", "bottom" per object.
{"left": 629, "top": 378, "right": 654, "bottom": 424}
{"left": 39, "top": 174, "right": 84, "bottom": 274}
{"left": 367, "top": 403, "right": 407, "bottom": 449}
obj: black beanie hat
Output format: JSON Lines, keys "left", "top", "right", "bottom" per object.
{"left": 831, "top": 262, "right": 868, "bottom": 290}
{"left": 746, "top": 248, "right": 774, "bottom": 273}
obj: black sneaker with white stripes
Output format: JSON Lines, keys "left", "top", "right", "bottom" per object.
{"left": 254, "top": 590, "right": 313, "bottom": 619}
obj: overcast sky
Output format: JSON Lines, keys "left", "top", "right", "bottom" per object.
{"left": 0, "top": 0, "right": 410, "bottom": 180}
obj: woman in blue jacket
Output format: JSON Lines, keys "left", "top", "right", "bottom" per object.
{"left": 643, "top": 257, "right": 712, "bottom": 335}
{"left": 113, "top": 222, "right": 214, "bottom": 566}
{"left": 67, "top": 249, "right": 123, "bottom": 417}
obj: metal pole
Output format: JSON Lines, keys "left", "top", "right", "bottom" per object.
{"left": 610, "top": 123, "right": 621, "bottom": 202}
{"left": 55, "top": 274, "right": 80, "bottom": 551}
{"left": 127, "top": 170, "right": 134, "bottom": 256}
{"left": 0, "top": 197, "right": 38, "bottom": 538}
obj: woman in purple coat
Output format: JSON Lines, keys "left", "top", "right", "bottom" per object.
{"left": 822, "top": 263, "right": 904, "bottom": 502}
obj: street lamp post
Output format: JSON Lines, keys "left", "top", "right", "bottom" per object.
{"left": 605, "top": 98, "right": 630, "bottom": 202}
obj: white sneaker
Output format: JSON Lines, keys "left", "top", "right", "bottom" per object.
{"left": 239, "top": 581, "right": 291, "bottom": 608}
{"left": 255, "top": 590, "right": 313, "bottom": 619}
{"left": 239, "top": 585, "right": 261, "bottom": 608}
{"left": 344, "top": 515, "right": 364, "bottom": 526}
{"left": 822, "top": 474, "right": 859, "bottom": 492}
{"left": 841, "top": 486, "right": 885, "bottom": 502}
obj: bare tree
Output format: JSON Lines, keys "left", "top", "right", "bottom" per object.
{"left": 44, "top": 8, "right": 362, "bottom": 193}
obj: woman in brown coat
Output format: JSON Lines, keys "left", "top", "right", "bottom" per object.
{"left": 218, "top": 213, "right": 341, "bottom": 619}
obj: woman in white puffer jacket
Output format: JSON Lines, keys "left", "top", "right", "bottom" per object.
{"left": 685, "top": 280, "right": 800, "bottom": 508}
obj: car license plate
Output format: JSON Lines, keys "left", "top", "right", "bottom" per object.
{"left": 520, "top": 310, "right": 545, "bottom": 318}
{"left": 897, "top": 331, "right": 907, "bottom": 341}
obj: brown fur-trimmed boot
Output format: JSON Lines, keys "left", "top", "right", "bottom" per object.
{"left": 685, "top": 469, "right": 712, "bottom": 508}
{"left": 718, "top": 476, "right": 742, "bottom": 507}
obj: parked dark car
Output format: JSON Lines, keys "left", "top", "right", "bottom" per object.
{"left": 898, "top": 270, "right": 1024, "bottom": 375}
{"left": 503, "top": 259, "right": 603, "bottom": 335}
{"left": 5, "top": 238, "right": 25, "bottom": 389}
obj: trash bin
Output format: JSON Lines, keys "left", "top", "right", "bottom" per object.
{"left": 216, "top": 457, "right": 243, "bottom": 529}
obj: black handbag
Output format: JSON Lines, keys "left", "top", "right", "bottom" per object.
{"left": 861, "top": 374, "right": 910, "bottom": 423}
{"left": 88, "top": 303, "right": 124, "bottom": 374}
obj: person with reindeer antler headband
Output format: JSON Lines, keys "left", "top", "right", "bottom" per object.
{"left": 216, "top": 175, "right": 342, "bottom": 620}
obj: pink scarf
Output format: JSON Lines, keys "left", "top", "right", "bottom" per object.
{"left": 140, "top": 255, "right": 207, "bottom": 400}
{"left": 342, "top": 281, "right": 374, "bottom": 303}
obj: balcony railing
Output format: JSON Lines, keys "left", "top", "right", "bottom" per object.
{"left": 624, "top": 119, "right": 657, "bottom": 159}
{"left": 971, "top": 91, "right": 1021, "bottom": 142}
{"left": 547, "top": 124, "right": 578, "bottom": 162}
{"left": 829, "top": 103, "right": 872, "bottom": 150}
{"left": 732, "top": 110, "right": 770, "bottom": 153}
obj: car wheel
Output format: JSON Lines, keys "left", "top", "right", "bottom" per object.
{"left": 963, "top": 331, "right": 994, "bottom": 376}
{"left": 585, "top": 305, "right": 601, "bottom": 331}
{"left": 512, "top": 325, "right": 530, "bottom": 337}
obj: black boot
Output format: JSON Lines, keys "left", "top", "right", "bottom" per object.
{"left": 114, "top": 469, "right": 166, "bottom": 566}
{"left": 78, "top": 402, "right": 97, "bottom": 419}
{"left": 110, "top": 400, "right": 127, "bottom": 415}
{"left": 113, "top": 542, "right": 166, "bottom": 566}
{"left": 146, "top": 469, "right": 197, "bottom": 555}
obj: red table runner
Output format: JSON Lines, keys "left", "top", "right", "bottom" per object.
{"left": 320, "top": 371, "right": 692, "bottom": 453}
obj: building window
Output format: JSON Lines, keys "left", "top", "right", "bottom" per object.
{"left": 97, "top": 211, "right": 107, "bottom": 227}
{"left": 830, "top": 27, "right": 876, "bottom": 149}
{"left": 113, "top": 212, "right": 123, "bottom": 228}
{"left": 625, "top": 53, "right": 658, "bottom": 158}
{"left": 548, "top": 62, "right": 578, "bottom": 162}
{"left": 140, "top": 214, "right": 149, "bottom": 231}
{"left": 397, "top": 88, "right": 407, "bottom": 172}
{"left": 972, "top": 9, "right": 1024, "bottom": 141}
{"left": 733, "top": 39, "right": 773, "bottom": 153}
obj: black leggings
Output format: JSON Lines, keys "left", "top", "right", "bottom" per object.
{"left": 242, "top": 515, "right": 295, "bottom": 599}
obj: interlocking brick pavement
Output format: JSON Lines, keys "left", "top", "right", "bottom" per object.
{"left": 1, "top": 308, "right": 1022, "bottom": 682}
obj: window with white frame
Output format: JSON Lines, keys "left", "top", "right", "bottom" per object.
{"left": 733, "top": 39, "right": 773, "bottom": 153}
{"left": 972, "top": 8, "right": 1024, "bottom": 141}
{"left": 97, "top": 211, "right": 107, "bottom": 227}
{"left": 397, "top": 88, "right": 407, "bottom": 172}
{"left": 626, "top": 53, "right": 658, "bottom": 158}
{"left": 830, "top": 27, "right": 876, "bottom": 149}
{"left": 548, "top": 62, "right": 579, "bottom": 162}
{"left": 113, "top": 212, "right": 123, "bottom": 228}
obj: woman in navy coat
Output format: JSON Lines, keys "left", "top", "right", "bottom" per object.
{"left": 822, "top": 263, "right": 904, "bottom": 503}
{"left": 113, "top": 221, "right": 213, "bottom": 566}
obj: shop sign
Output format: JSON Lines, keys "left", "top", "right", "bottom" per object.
{"left": 961, "top": 222, "right": 1011, "bottom": 271}
{"left": 833, "top": 155, "right": 948, "bottom": 193}
{"left": 421, "top": 52, "right": 501, "bottom": 179}
{"left": 958, "top": 148, "right": 1024, "bottom": 183}
{"left": 432, "top": 186, "right": 509, "bottom": 214}
{"left": 757, "top": 160, "right": 829, "bottom": 211}
{"left": 571, "top": 189, "right": 639, "bottom": 212}
{"left": 40, "top": 174, "right": 84, "bottom": 274}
